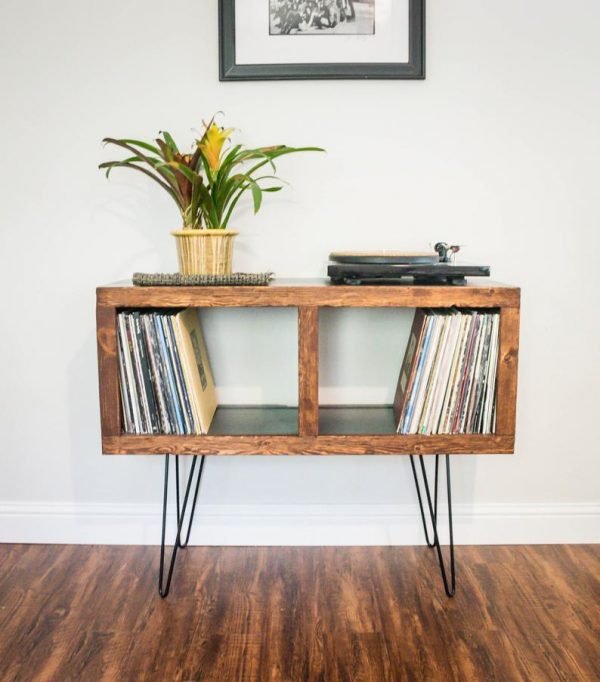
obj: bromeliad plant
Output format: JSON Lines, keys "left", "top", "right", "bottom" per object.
{"left": 100, "top": 118, "right": 323, "bottom": 230}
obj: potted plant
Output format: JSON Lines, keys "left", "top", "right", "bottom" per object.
{"left": 100, "top": 118, "right": 323, "bottom": 275}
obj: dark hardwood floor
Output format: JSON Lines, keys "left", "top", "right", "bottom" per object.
{"left": 0, "top": 544, "right": 598, "bottom": 681}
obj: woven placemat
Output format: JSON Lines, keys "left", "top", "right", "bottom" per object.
{"left": 133, "top": 272, "right": 274, "bottom": 287}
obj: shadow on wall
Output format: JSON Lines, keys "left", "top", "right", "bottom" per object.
{"left": 92, "top": 175, "right": 178, "bottom": 275}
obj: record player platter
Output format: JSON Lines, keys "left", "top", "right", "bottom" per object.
{"left": 329, "top": 251, "right": 439, "bottom": 265}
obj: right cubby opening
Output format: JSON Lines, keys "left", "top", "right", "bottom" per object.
{"left": 318, "top": 306, "right": 500, "bottom": 436}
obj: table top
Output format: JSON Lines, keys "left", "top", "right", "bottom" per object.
{"left": 97, "top": 278, "right": 520, "bottom": 308}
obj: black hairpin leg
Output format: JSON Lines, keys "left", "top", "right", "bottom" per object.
{"left": 159, "top": 454, "right": 206, "bottom": 598}
{"left": 410, "top": 454, "right": 456, "bottom": 597}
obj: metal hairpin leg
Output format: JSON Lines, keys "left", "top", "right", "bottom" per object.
{"left": 410, "top": 454, "right": 456, "bottom": 597}
{"left": 159, "top": 454, "right": 206, "bottom": 598}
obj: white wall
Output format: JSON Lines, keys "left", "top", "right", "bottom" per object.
{"left": 1, "top": 0, "right": 598, "bottom": 544}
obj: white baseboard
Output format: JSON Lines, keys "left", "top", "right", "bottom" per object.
{"left": 0, "top": 502, "right": 598, "bottom": 545}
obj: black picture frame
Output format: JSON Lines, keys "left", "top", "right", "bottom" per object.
{"left": 219, "top": 0, "right": 425, "bottom": 81}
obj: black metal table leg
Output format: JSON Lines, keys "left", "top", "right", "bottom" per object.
{"left": 410, "top": 454, "right": 456, "bottom": 597}
{"left": 175, "top": 455, "right": 206, "bottom": 548}
{"left": 159, "top": 454, "right": 206, "bottom": 598}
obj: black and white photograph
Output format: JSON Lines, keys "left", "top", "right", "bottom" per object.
{"left": 269, "top": 0, "right": 375, "bottom": 36}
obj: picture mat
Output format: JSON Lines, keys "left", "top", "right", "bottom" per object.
{"left": 235, "top": 0, "right": 409, "bottom": 65}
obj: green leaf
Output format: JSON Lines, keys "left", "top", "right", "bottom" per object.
{"left": 265, "top": 145, "right": 325, "bottom": 156}
{"left": 200, "top": 153, "right": 213, "bottom": 182}
{"left": 248, "top": 178, "right": 262, "bottom": 213}
{"left": 221, "top": 178, "right": 255, "bottom": 227}
{"left": 101, "top": 138, "right": 183, "bottom": 201}
{"left": 161, "top": 130, "right": 180, "bottom": 154}
{"left": 221, "top": 187, "right": 246, "bottom": 228}
{"left": 103, "top": 138, "right": 162, "bottom": 156}
{"left": 254, "top": 174, "right": 288, "bottom": 185}
{"left": 98, "top": 160, "right": 181, "bottom": 206}
{"left": 190, "top": 179, "right": 205, "bottom": 228}
{"left": 241, "top": 146, "right": 324, "bottom": 185}
{"left": 195, "top": 181, "right": 217, "bottom": 227}
{"left": 244, "top": 156, "right": 278, "bottom": 179}
{"left": 156, "top": 138, "right": 174, "bottom": 162}
{"left": 160, "top": 161, "right": 201, "bottom": 186}
{"left": 100, "top": 155, "right": 142, "bottom": 167}
{"left": 218, "top": 144, "right": 243, "bottom": 173}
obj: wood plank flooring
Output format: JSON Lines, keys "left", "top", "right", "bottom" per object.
{"left": 0, "top": 545, "right": 598, "bottom": 681}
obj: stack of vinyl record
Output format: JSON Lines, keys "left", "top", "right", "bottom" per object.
{"left": 394, "top": 309, "right": 500, "bottom": 434}
{"left": 117, "top": 309, "right": 217, "bottom": 435}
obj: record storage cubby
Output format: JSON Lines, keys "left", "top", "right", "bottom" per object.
{"left": 97, "top": 279, "right": 520, "bottom": 457}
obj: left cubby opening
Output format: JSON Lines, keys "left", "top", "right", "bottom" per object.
{"left": 116, "top": 307, "right": 299, "bottom": 436}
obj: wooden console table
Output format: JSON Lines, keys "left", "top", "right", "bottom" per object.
{"left": 96, "top": 279, "right": 520, "bottom": 597}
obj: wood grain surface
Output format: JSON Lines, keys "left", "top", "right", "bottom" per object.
{"left": 0, "top": 545, "right": 597, "bottom": 681}
{"left": 96, "top": 305, "right": 120, "bottom": 438}
{"left": 97, "top": 281, "right": 520, "bottom": 309}
{"left": 101, "top": 433, "right": 515, "bottom": 455}
{"left": 495, "top": 305, "right": 520, "bottom": 436}
{"left": 298, "top": 307, "right": 319, "bottom": 437}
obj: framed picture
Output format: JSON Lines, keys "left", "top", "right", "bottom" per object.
{"left": 219, "top": 0, "right": 425, "bottom": 80}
